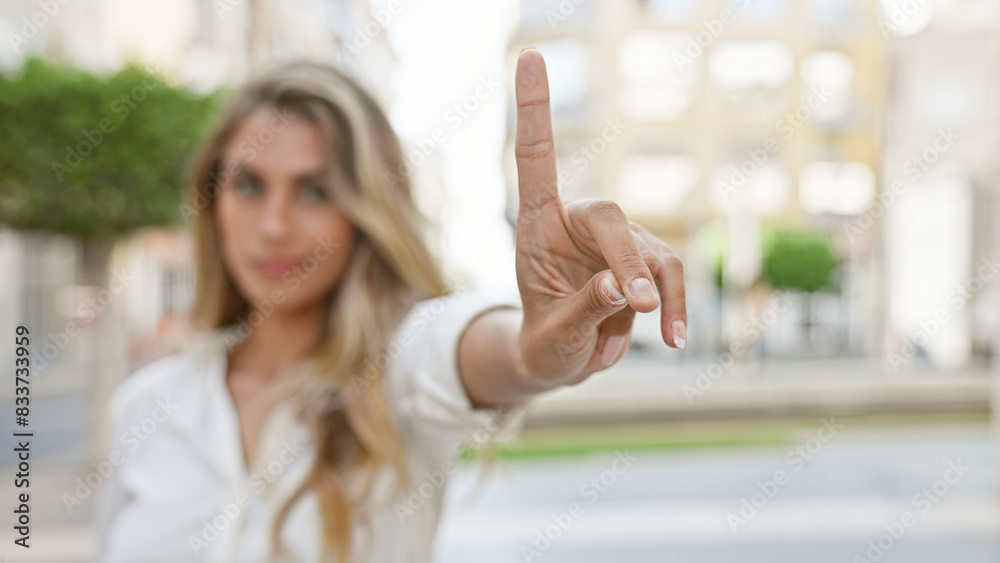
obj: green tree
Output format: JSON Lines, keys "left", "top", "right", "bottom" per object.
{"left": 0, "top": 57, "right": 222, "bottom": 463}
{"left": 0, "top": 56, "right": 220, "bottom": 239}
{"left": 762, "top": 228, "right": 838, "bottom": 293}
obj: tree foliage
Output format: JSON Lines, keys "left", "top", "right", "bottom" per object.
{"left": 0, "top": 57, "right": 221, "bottom": 235}
{"left": 762, "top": 228, "right": 838, "bottom": 293}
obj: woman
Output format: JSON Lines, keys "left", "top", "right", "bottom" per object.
{"left": 95, "top": 48, "right": 687, "bottom": 562}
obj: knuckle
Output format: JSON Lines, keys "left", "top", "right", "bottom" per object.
{"left": 584, "top": 289, "right": 610, "bottom": 316}
{"left": 653, "top": 245, "right": 682, "bottom": 270}
{"left": 665, "top": 252, "right": 684, "bottom": 272}
{"left": 620, "top": 253, "right": 648, "bottom": 274}
{"left": 515, "top": 139, "right": 554, "bottom": 160}
{"left": 586, "top": 199, "right": 626, "bottom": 222}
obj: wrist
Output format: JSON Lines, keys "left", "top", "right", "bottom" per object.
{"left": 511, "top": 322, "right": 563, "bottom": 396}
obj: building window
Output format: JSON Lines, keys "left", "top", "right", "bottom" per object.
{"left": 520, "top": 0, "right": 591, "bottom": 31}
{"left": 618, "top": 154, "right": 699, "bottom": 215}
{"left": 799, "top": 161, "right": 875, "bottom": 215}
{"left": 801, "top": 50, "right": 855, "bottom": 124}
{"left": 724, "top": 0, "right": 786, "bottom": 22}
{"left": 709, "top": 41, "right": 794, "bottom": 113}
{"left": 643, "top": 0, "right": 696, "bottom": 22}
{"left": 877, "top": 0, "right": 933, "bottom": 37}
{"left": 620, "top": 31, "right": 699, "bottom": 121}
{"left": 531, "top": 40, "right": 588, "bottom": 117}
{"left": 710, "top": 161, "right": 791, "bottom": 216}
{"left": 811, "top": 0, "right": 854, "bottom": 26}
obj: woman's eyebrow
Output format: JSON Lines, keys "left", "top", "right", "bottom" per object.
{"left": 230, "top": 161, "right": 259, "bottom": 177}
{"left": 228, "top": 162, "right": 326, "bottom": 184}
{"left": 293, "top": 170, "right": 329, "bottom": 185}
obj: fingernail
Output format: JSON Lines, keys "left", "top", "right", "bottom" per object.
{"left": 629, "top": 277, "right": 656, "bottom": 301}
{"left": 671, "top": 320, "right": 686, "bottom": 350}
{"left": 602, "top": 277, "right": 626, "bottom": 306}
{"left": 601, "top": 334, "right": 628, "bottom": 367}
{"left": 520, "top": 46, "right": 536, "bottom": 54}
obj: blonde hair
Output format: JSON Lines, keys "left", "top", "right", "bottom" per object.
{"left": 186, "top": 59, "right": 452, "bottom": 562}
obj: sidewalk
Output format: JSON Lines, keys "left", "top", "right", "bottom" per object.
{"left": 0, "top": 441, "right": 93, "bottom": 562}
{"left": 522, "top": 353, "right": 993, "bottom": 427}
{"left": 438, "top": 422, "right": 1000, "bottom": 563}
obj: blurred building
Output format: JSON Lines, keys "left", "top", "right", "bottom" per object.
{"left": 504, "top": 0, "right": 999, "bottom": 369}
{"left": 880, "top": 0, "right": 1000, "bottom": 370}
{"left": 1, "top": 0, "right": 998, "bottom": 378}
{"left": 0, "top": 0, "right": 394, "bottom": 102}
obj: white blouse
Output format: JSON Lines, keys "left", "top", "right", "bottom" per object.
{"left": 94, "top": 290, "right": 530, "bottom": 563}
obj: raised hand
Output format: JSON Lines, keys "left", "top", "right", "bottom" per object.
{"left": 513, "top": 47, "right": 687, "bottom": 388}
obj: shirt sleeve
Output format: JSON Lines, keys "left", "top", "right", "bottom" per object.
{"left": 381, "top": 289, "right": 532, "bottom": 462}
{"left": 91, "top": 353, "right": 187, "bottom": 563}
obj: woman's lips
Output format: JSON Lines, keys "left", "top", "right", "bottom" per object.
{"left": 258, "top": 258, "right": 302, "bottom": 279}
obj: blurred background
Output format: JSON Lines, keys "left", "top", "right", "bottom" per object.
{"left": 0, "top": 0, "right": 998, "bottom": 561}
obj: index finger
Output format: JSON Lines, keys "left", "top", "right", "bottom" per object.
{"left": 515, "top": 47, "right": 560, "bottom": 218}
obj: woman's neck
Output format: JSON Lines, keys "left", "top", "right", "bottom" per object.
{"left": 229, "top": 305, "right": 325, "bottom": 381}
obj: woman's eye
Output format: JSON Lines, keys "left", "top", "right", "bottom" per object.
{"left": 233, "top": 177, "right": 262, "bottom": 197}
{"left": 300, "top": 185, "right": 330, "bottom": 204}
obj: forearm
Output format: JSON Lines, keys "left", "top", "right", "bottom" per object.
{"left": 457, "top": 306, "right": 557, "bottom": 409}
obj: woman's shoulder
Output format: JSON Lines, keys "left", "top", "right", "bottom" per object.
{"left": 108, "top": 329, "right": 225, "bottom": 421}
{"left": 113, "top": 352, "right": 196, "bottom": 401}
{"left": 381, "top": 287, "right": 526, "bottom": 440}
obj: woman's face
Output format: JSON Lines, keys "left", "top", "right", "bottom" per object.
{"left": 215, "top": 107, "right": 356, "bottom": 315}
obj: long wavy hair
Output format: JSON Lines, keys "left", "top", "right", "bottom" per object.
{"left": 185, "top": 59, "right": 452, "bottom": 561}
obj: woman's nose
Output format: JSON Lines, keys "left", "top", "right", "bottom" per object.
{"left": 261, "top": 189, "right": 292, "bottom": 241}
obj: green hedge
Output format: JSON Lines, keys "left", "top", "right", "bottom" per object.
{"left": 762, "top": 228, "right": 838, "bottom": 292}
{"left": 0, "top": 57, "right": 221, "bottom": 236}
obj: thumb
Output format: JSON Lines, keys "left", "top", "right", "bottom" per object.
{"left": 567, "top": 269, "right": 630, "bottom": 331}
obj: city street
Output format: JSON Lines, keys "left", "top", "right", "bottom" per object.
{"left": 1, "top": 0, "right": 999, "bottom": 561}
{"left": 0, "top": 394, "right": 997, "bottom": 562}
{"left": 437, "top": 422, "right": 1000, "bottom": 563}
